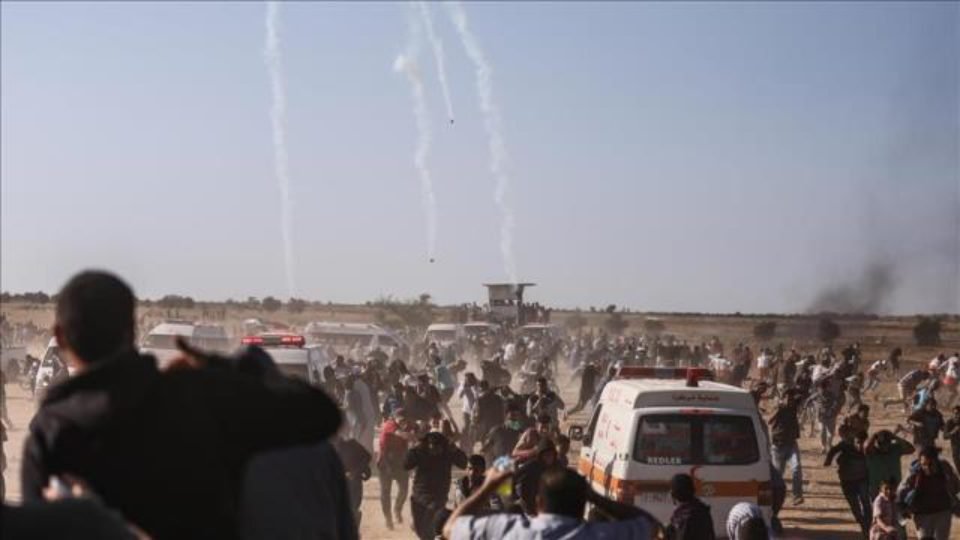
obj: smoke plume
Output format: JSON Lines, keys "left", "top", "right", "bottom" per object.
{"left": 808, "top": 261, "right": 898, "bottom": 314}
{"left": 416, "top": 2, "right": 455, "bottom": 125}
{"left": 265, "top": 1, "right": 296, "bottom": 297}
{"left": 394, "top": 15, "right": 438, "bottom": 261}
{"left": 445, "top": 1, "right": 519, "bottom": 283}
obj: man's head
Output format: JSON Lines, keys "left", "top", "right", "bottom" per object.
{"left": 467, "top": 454, "right": 486, "bottom": 482}
{"left": 536, "top": 415, "right": 552, "bottom": 435}
{"left": 478, "top": 379, "right": 490, "bottom": 393}
{"left": 55, "top": 271, "right": 136, "bottom": 368}
{"left": 738, "top": 516, "right": 769, "bottom": 540}
{"left": 505, "top": 405, "right": 524, "bottom": 430}
{"left": 536, "top": 377, "right": 548, "bottom": 394}
{"left": 925, "top": 398, "right": 938, "bottom": 412}
{"left": 670, "top": 473, "right": 695, "bottom": 504}
{"left": 537, "top": 439, "right": 558, "bottom": 466}
{"left": 880, "top": 476, "right": 896, "bottom": 500}
{"left": 919, "top": 446, "right": 940, "bottom": 475}
{"left": 953, "top": 405, "right": 960, "bottom": 419}
{"left": 874, "top": 429, "right": 894, "bottom": 452}
{"left": 424, "top": 431, "right": 447, "bottom": 456}
{"left": 857, "top": 404, "right": 870, "bottom": 418}
{"left": 536, "top": 467, "right": 588, "bottom": 519}
{"left": 854, "top": 432, "right": 867, "bottom": 449}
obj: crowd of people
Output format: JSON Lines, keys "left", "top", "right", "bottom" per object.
{"left": 760, "top": 344, "right": 960, "bottom": 539}
{"left": 1, "top": 270, "right": 959, "bottom": 540}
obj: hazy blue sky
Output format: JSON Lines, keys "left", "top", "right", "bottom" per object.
{"left": 2, "top": 1, "right": 958, "bottom": 313}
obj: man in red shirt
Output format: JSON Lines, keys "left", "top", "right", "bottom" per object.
{"left": 378, "top": 409, "right": 417, "bottom": 530}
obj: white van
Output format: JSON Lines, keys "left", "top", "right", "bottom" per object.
{"left": 141, "top": 321, "right": 231, "bottom": 367}
{"left": 240, "top": 333, "right": 329, "bottom": 385}
{"left": 424, "top": 323, "right": 464, "bottom": 347}
{"left": 463, "top": 322, "right": 501, "bottom": 340}
{"left": 518, "top": 323, "right": 562, "bottom": 342}
{"left": 570, "top": 367, "right": 772, "bottom": 537}
{"left": 303, "top": 321, "right": 405, "bottom": 353}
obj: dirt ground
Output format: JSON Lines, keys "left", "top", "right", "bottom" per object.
{"left": 2, "top": 306, "right": 960, "bottom": 538}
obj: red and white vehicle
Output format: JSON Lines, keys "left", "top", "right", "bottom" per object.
{"left": 240, "top": 333, "right": 330, "bottom": 386}
{"left": 570, "top": 367, "right": 772, "bottom": 536}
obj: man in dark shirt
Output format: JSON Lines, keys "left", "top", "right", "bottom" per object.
{"left": 333, "top": 434, "right": 372, "bottom": 528}
{"left": 768, "top": 390, "right": 804, "bottom": 505}
{"left": 22, "top": 271, "right": 342, "bottom": 540}
{"left": 481, "top": 405, "right": 526, "bottom": 463}
{"left": 824, "top": 430, "right": 871, "bottom": 535}
{"left": 514, "top": 439, "right": 559, "bottom": 515}
{"left": 405, "top": 431, "right": 468, "bottom": 540}
{"left": 473, "top": 380, "right": 504, "bottom": 443}
{"left": 403, "top": 384, "right": 436, "bottom": 423}
{"left": 667, "top": 473, "right": 715, "bottom": 540}
{"left": 909, "top": 398, "right": 945, "bottom": 449}
{"left": 454, "top": 454, "right": 501, "bottom": 511}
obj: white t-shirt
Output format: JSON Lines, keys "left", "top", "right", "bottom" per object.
{"left": 453, "top": 512, "right": 654, "bottom": 540}
{"left": 757, "top": 354, "right": 771, "bottom": 369}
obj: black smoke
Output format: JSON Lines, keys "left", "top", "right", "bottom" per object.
{"left": 808, "top": 261, "right": 898, "bottom": 314}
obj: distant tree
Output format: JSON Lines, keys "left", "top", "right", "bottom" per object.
{"left": 643, "top": 318, "right": 666, "bottom": 334}
{"left": 565, "top": 310, "right": 588, "bottom": 333}
{"left": 245, "top": 297, "right": 261, "bottom": 310}
{"left": 605, "top": 304, "right": 617, "bottom": 314}
{"left": 373, "top": 294, "right": 435, "bottom": 330}
{"left": 913, "top": 317, "right": 942, "bottom": 346}
{"left": 158, "top": 295, "right": 195, "bottom": 310}
{"left": 817, "top": 318, "right": 841, "bottom": 344}
{"left": 604, "top": 311, "right": 629, "bottom": 335}
{"left": 261, "top": 296, "right": 282, "bottom": 312}
{"left": 753, "top": 321, "right": 778, "bottom": 341}
{"left": 286, "top": 298, "right": 308, "bottom": 314}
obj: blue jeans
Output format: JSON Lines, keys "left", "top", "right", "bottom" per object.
{"left": 819, "top": 416, "right": 836, "bottom": 450}
{"left": 771, "top": 443, "right": 803, "bottom": 499}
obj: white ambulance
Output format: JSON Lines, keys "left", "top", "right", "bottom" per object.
{"left": 240, "top": 333, "right": 329, "bottom": 386}
{"left": 570, "top": 367, "right": 772, "bottom": 537}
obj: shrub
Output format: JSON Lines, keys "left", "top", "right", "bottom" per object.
{"left": 913, "top": 317, "right": 942, "bottom": 346}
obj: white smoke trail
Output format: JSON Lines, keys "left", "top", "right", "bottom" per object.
{"left": 394, "top": 20, "right": 438, "bottom": 262}
{"left": 265, "top": 1, "right": 296, "bottom": 297}
{"left": 416, "top": 1, "right": 455, "bottom": 125}
{"left": 445, "top": 1, "right": 518, "bottom": 283}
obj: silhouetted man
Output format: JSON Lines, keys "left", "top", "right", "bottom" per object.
{"left": 405, "top": 431, "right": 468, "bottom": 540}
{"left": 22, "top": 271, "right": 342, "bottom": 539}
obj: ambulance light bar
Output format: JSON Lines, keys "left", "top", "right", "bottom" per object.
{"left": 616, "top": 367, "right": 714, "bottom": 387}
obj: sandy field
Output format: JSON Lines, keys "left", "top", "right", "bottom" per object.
{"left": 3, "top": 304, "right": 960, "bottom": 538}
